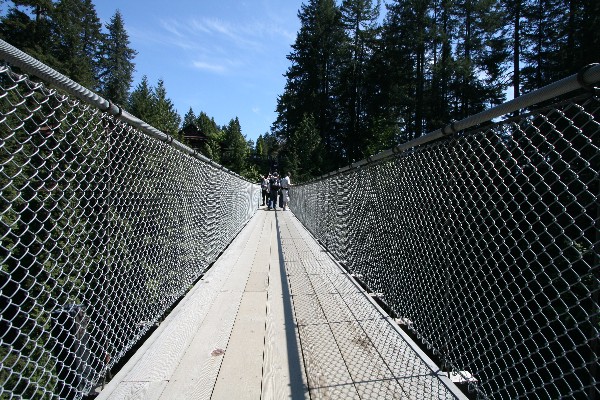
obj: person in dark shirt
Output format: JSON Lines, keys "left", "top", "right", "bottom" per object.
{"left": 268, "top": 172, "right": 280, "bottom": 210}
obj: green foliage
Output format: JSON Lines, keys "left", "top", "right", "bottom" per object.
{"left": 98, "top": 9, "right": 137, "bottom": 105}
{"left": 50, "top": 0, "right": 103, "bottom": 89}
{"left": 1, "top": 1, "right": 136, "bottom": 101}
{"left": 338, "top": 0, "right": 381, "bottom": 161}
{"left": 221, "top": 117, "right": 249, "bottom": 174}
{"left": 128, "top": 75, "right": 154, "bottom": 121}
{"left": 150, "top": 79, "right": 181, "bottom": 138}
{"left": 282, "top": 113, "right": 324, "bottom": 182}
{"left": 254, "top": 132, "right": 280, "bottom": 174}
{"left": 127, "top": 77, "right": 181, "bottom": 139}
{"left": 274, "top": 0, "right": 598, "bottom": 180}
{"left": 182, "top": 107, "right": 196, "bottom": 128}
{"left": 1, "top": 75, "right": 108, "bottom": 398}
{"left": 274, "top": 0, "right": 347, "bottom": 173}
{"left": 0, "top": 0, "right": 57, "bottom": 65}
{"left": 195, "top": 111, "right": 224, "bottom": 163}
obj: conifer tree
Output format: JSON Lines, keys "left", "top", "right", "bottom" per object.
{"left": 196, "top": 111, "right": 224, "bottom": 163}
{"left": 0, "top": 0, "right": 56, "bottom": 65}
{"left": 275, "top": 0, "right": 347, "bottom": 171}
{"left": 338, "top": 0, "right": 381, "bottom": 161}
{"left": 519, "top": 0, "right": 599, "bottom": 90}
{"left": 128, "top": 75, "right": 155, "bottom": 122}
{"left": 519, "top": 0, "right": 563, "bottom": 91}
{"left": 254, "top": 132, "right": 280, "bottom": 174}
{"left": 427, "top": 0, "right": 457, "bottom": 128}
{"left": 222, "top": 117, "right": 249, "bottom": 174}
{"left": 151, "top": 78, "right": 181, "bottom": 138}
{"left": 576, "top": 0, "right": 600, "bottom": 69}
{"left": 99, "top": 9, "right": 137, "bottom": 106}
{"left": 50, "top": 0, "right": 103, "bottom": 89}
{"left": 379, "top": 0, "right": 432, "bottom": 140}
{"left": 502, "top": 0, "right": 523, "bottom": 98}
{"left": 182, "top": 107, "right": 196, "bottom": 129}
{"left": 452, "top": 0, "right": 506, "bottom": 117}
{"left": 289, "top": 113, "right": 323, "bottom": 181}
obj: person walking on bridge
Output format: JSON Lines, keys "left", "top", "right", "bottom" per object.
{"left": 260, "top": 174, "right": 269, "bottom": 206}
{"left": 268, "top": 172, "right": 280, "bottom": 210}
{"left": 280, "top": 172, "right": 291, "bottom": 211}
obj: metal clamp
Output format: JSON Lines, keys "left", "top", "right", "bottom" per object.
{"left": 577, "top": 63, "right": 599, "bottom": 93}
{"left": 442, "top": 121, "right": 458, "bottom": 136}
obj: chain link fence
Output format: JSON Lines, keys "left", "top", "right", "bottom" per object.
{"left": 0, "top": 62, "right": 259, "bottom": 398}
{"left": 292, "top": 91, "right": 599, "bottom": 398}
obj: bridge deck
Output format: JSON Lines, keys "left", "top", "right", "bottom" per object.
{"left": 97, "top": 210, "right": 467, "bottom": 399}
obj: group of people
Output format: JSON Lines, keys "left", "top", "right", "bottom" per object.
{"left": 261, "top": 172, "right": 291, "bottom": 211}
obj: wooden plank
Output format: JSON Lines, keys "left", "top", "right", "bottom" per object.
{"left": 283, "top": 211, "right": 467, "bottom": 399}
{"left": 284, "top": 260, "right": 307, "bottom": 276}
{"left": 211, "top": 291, "right": 268, "bottom": 399}
{"left": 158, "top": 289, "right": 241, "bottom": 400}
{"left": 301, "top": 258, "right": 341, "bottom": 275}
{"left": 244, "top": 214, "right": 272, "bottom": 292}
{"left": 98, "top": 209, "right": 468, "bottom": 400}
{"left": 210, "top": 214, "right": 272, "bottom": 399}
{"left": 338, "top": 291, "right": 387, "bottom": 321}
{"left": 280, "top": 243, "right": 301, "bottom": 262}
{"left": 358, "top": 318, "right": 466, "bottom": 400}
{"left": 277, "top": 226, "right": 296, "bottom": 239}
{"left": 307, "top": 272, "right": 342, "bottom": 295}
{"left": 98, "top": 277, "right": 223, "bottom": 388}
{"left": 218, "top": 213, "right": 269, "bottom": 293}
{"left": 291, "top": 294, "right": 328, "bottom": 327}
{"left": 328, "top": 321, "right": 406, "bottom": 399}
{"left": 261, "top": 219, "right": 309, "bottom": 399}
{"left": 96, "top": 281, "right": 221, "bottom": 399}
{"left": 353, "top": 380, "right": 406, "bottom": 400}
{"left": 297, "top": 248, "right": 330, "bottom": 262}
{"left": 314, "top": 292, "right": 357, "bottom": 324}
{"left": 287, "top": 272, "right": 314, "bottom": 295}
{"left": 105, "top": 381, "right": 168, "bottom": 400}
{"left": 245, "top": 268, "right": 270, "bottom": 292}
{"left": 324, "top": 273, "right": 363, "bottom": 294}
{"left": 298, "top": 323, "right": 360, "bottom": 400}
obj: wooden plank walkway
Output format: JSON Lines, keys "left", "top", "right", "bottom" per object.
{"left": 97, "top": 209, "right": 467, "bottom": 400}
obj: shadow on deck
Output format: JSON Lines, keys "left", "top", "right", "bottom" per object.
{"left": 97, "top": 209, "right": 467, "bottom": 399}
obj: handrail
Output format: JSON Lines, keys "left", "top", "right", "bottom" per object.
{"left": 308, "top": 63, "right": 600, "bottom": 182}
{"left": 0, "top": 39, "right": 243, "bottom": 179}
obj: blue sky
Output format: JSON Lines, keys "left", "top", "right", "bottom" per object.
{"left": 94, "top": 0, "right": 305, "bottom": 143}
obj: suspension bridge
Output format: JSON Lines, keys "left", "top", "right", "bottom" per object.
{"left": 97, "top": 210, "right": 468, "bottom": 399}
{"left": 0, "top": 40, "right": 598, "bottom": 399}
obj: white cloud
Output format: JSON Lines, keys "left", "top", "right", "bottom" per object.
{"left": 151, "top": 9, "right": 296, "bottom": 79}
{"left": 161, "top": 19, "right": 185, "bottom": 38}
{"left": 192, "top": 61, "right": 226, "bottom": 74}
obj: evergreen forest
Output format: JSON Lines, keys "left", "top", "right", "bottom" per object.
{"left": 1, "top": 0, "right": 599, "bottom": 182}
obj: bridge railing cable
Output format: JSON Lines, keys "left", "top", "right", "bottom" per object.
{"left": 0, "top": 40, "right": 260, "bottom": 399}
{"left": 292, "top": 69, "right": 599, "bottom": 399}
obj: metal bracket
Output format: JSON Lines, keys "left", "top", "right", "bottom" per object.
{"left": 577, "top": 63, "right": 599, "bottom": 94}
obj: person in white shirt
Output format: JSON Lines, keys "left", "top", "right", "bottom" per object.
{"left": 280, "top": 172, "right": 291, "bottom": 211}
{"left": 260, "top": 175, "right": 269, "bottom": 206}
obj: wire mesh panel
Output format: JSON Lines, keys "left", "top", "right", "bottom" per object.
{"left": 292, "top": 95, "right": 599, "bottom": 399}
{"left": 0, "top": 65, "right": 259, "bottom": 399}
